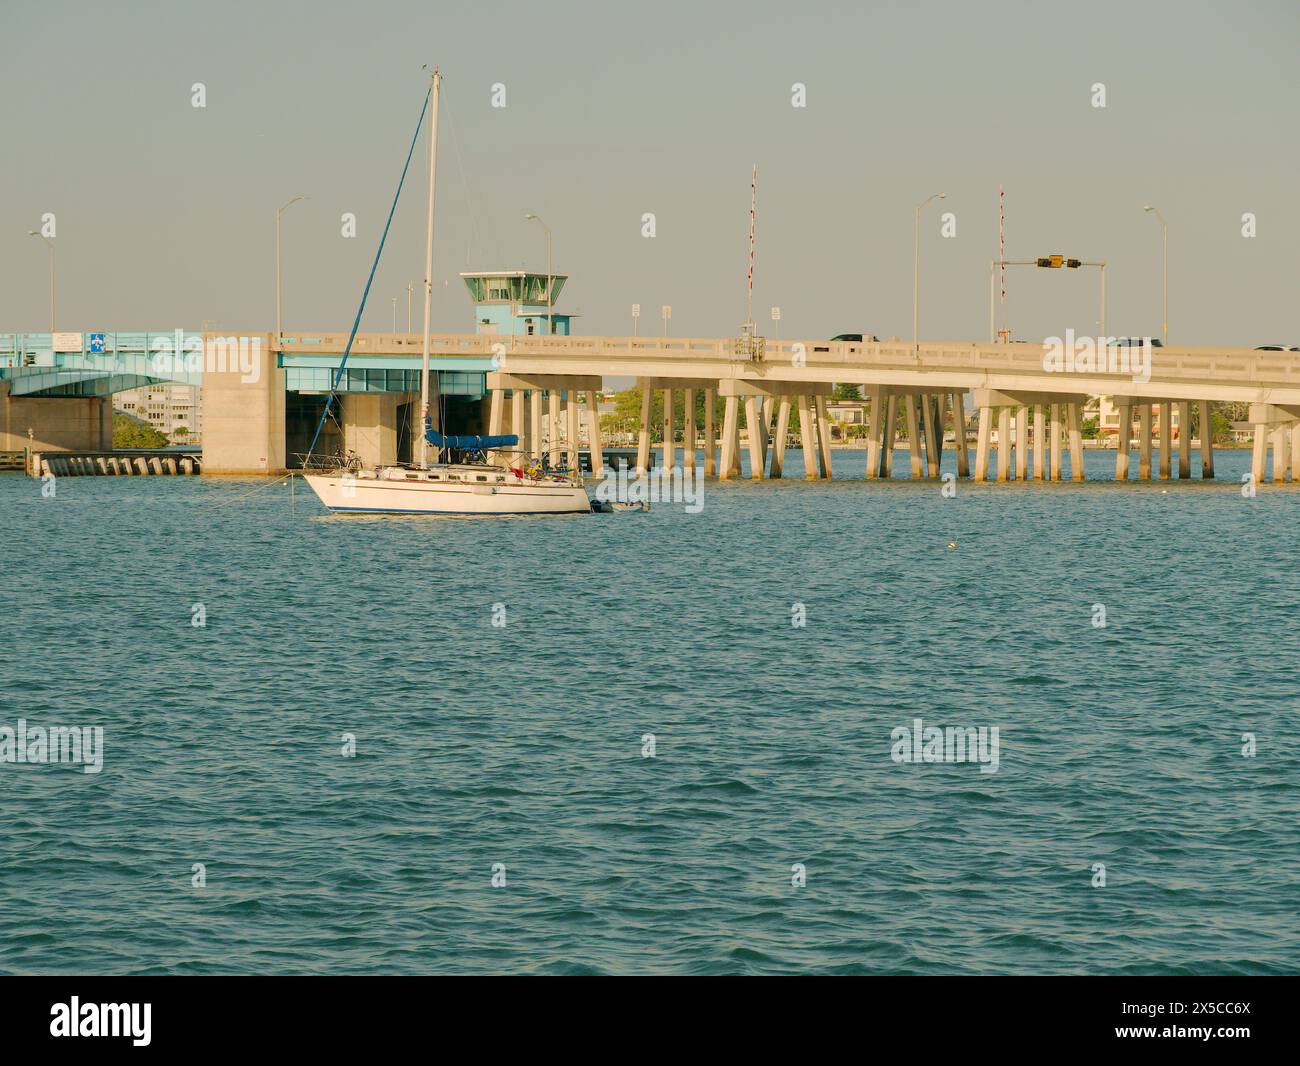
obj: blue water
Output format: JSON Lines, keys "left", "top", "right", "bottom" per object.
{"left": 2, "top": 449, "right": 1298, "bottom": 975}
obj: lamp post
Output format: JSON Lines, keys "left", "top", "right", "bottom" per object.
{"left": 524, "top": 213, "right": 552, "bottom": 336}
{"left": 276, "top": 195, "right": 306, "bottom": 343}
{"left": 913, "top": 192, "right": 946, "bottom": 351}
{"left": 1142, "top": 205, "right": 1168, "bottom": 344}
{"left": 27, "top": 231, "right": 55, "bottom": 334}
{"left": 406, "top": 281, "right": 413, "bottom": 333}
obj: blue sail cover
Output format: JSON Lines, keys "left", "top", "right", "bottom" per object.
{"left": 424, "top": 425, "right": 518, "bottom": 450}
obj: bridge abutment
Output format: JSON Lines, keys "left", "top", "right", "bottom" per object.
{"left": 201, "top": 333, "right": 285, "bottom": 474}
{"left": 1, "top": 379, "right": 111, "bottom": 454}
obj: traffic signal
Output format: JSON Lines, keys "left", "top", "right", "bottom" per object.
{"left": 1066, "top": 258, "right": 1082, "bottom": 269}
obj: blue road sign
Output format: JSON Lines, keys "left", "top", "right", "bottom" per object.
{"left": 89, "top": 333, "right": 106, "bottom": 354}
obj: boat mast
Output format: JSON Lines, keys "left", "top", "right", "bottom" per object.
{"left": 419, "top": 68, "right": 442, "bottom": 468}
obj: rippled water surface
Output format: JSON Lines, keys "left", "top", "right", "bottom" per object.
{"left": 2, "top": 449, "right": 1298, "bottom": 974}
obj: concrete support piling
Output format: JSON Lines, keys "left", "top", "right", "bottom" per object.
{"left": 759, "top": 397, "right": 773, "bottom": 475}
{"left": 974, "top": 406, "right": 992, "bottom": 481}
{"left": 1251, "top": 424, "right": 1268, "bottom": 485}
{"left": 548, "top": 391, "right": 561, "bottom": 468}
{"left": 586, "top": 390, "right": 604, "bottom": 474}
{"left": 635, "top": 388, "right": 651, "bottom": 475}
{"left": 1115, "top": 402, "right": 1132, "bottom": 480}
{"left": 662, "top": 388, "right": 675, "bottom": 472}
{"left": 1158, "top": 403, "right": 1172, "bottom": 480}
{"left": 1034, "top": 404, "right": 1046, "bottom": 480}
{"left": 1067, "top": 403, "right": 1085, "bottom": 481}
{"left": 1138, "top": 404, "right": 1153, "bottom": 480}
{"left": 704, "top": 387, "right": 717, "bottom": 477}
{"left": 486, "top": 389, "right": 505, "bottom": 463}
{"left": 743, "top": 395, "right": 764, "bottom": 479}
{"left": 796, "top": 395, "right": 815, "bottom": 480}
{"left": 1177, "top": 401, "right": 1192, "bottom": 479}
{"left": 953, "top": 391, "right": 970, "bottom": 478}
{"left": 905, "top": 397, "right": 923, "bottom": 478}
{"left": 512, "top": 390, "right": 527, "bottom": 460}
{"left": 566, "top": 392, "right": 580, "bottom": 472}
{"left": 719, "top": 395, "right": 739, "bottom": 481}
{"left": 864, "top": 386, "right": 883, "bottom": 479}
{"left": 814, "top": 396, "right": 833, "bottom": 478}
{"left": 1199, "top": 400, "right": 1214, "bottom": 479}
{"left": 771, "top": 396, "right": 791, "bottom": 479}
{"left": 1049, "top": 404, "right": 1063, "bottom": 481}
{"left": 727, "top": 406, "right": 742, "bottom": 478}
{"left": 882, "top": 396, "right": 897, "bottom": 477}
{"left": 924, "top": 394, "right": 942, "bottom": 478}
{"left": 683, "top": 388, "right": 696, "bottom": 473}
{"left": 1015, "top": 405, "right": 1029, "bottom": 481}
{"left": 529, "top": 390, "right": 543, "bottom": 465}
{"left": 996, "top": 407, "right": 1011, "bottom": 481}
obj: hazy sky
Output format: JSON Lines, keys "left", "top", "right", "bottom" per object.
{"left": 3, "top": 0, "right": 1298, "bottom": 345}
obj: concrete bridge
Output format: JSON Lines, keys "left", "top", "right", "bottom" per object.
{"left": 8, "top": 328, "right": 1300, "bottom": 484}
{"left": 272, "top": 331, "right": 1300, "bottom": 484}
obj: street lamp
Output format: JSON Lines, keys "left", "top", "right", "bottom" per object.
{"left": 276, "top": 195, "right": 307, "bottom": 343}
{"left": 524, "top": 213, "right": 553, "bottom": 337}
{"left": 27, "top": 231, "right": 55, "bottom": 334}
{"left": 913, "top": 192, "right": 946, "bottom": 351}
{"left": 1143, "top": 205, "right": 1168, "bottom": 344}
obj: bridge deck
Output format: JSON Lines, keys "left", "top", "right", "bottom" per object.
{"left": 276, "top": 332, "right": 1300, "bottom": 405}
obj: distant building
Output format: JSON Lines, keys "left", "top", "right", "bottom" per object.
{"left": 1096, "top": 396, "right": 1182, "bottom": 440}
{"left": 460, "top": 271, "right": 576, "bottom": 337}
{"left": 115, "top": 384, "right": 201, "bottom": 441}
{"left": 826, "top": 399, "right": 867, "bottom": 425}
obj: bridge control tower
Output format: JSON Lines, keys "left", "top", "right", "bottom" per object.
{"left": 460, "top": 271, "right": 576, "bottom": 337}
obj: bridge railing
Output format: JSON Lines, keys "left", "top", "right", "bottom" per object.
{"left": 273, "top": 332, "right": 1300, "bottom": 388}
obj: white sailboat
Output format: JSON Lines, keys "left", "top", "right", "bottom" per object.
{"left": 303, "top": 69, "right": 590, "bottom": 516}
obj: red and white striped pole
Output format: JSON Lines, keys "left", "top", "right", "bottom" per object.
{"left": 747, "top": 165, "right": 757, "bottom": 331}
{"left": 999, "top": 185, "right": 1006, "bottom": 341}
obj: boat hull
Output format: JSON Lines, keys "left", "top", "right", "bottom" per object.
{"left": 303, "top": 473, "right": 590, "bottom": 515}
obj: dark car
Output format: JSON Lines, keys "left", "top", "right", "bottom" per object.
{"left": 1111, "top": 336, "right": 1164, "bottom": 347}
{"left": 830, "top": 332, "right": 879, "bottom": 343}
